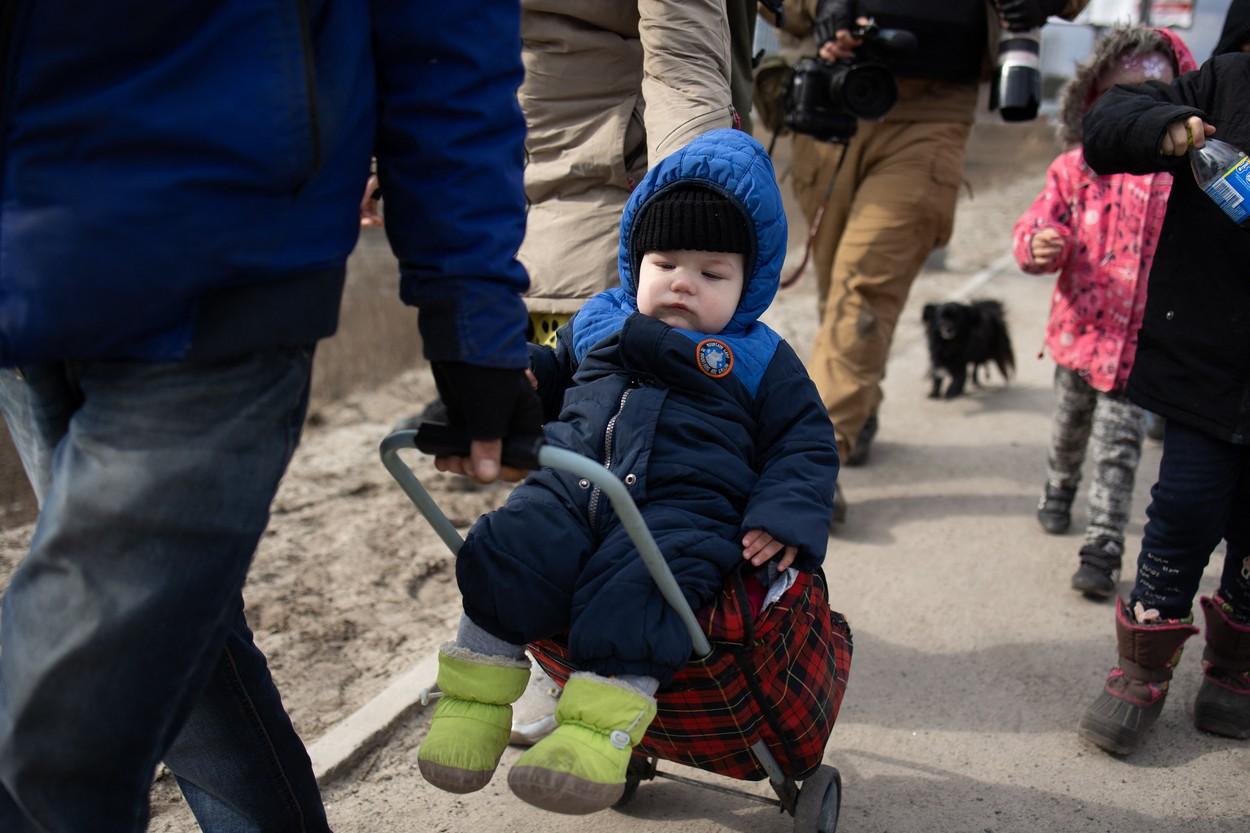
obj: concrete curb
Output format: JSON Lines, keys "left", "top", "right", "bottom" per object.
{"left": 309, "top": 650, "right": 440, "bottom": 784}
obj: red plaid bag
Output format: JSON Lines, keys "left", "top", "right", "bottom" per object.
{"left": 528, "top": 569, "right": 852, "bottom": 781}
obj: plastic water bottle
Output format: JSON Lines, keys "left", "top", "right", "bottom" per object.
{"left": 1191, "top": 138, "right": 1250, "bottom": 228}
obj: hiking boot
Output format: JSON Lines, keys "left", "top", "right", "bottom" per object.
{"left": 1071, "top": 536, "right": 1123, "bottom": 600}
{"left": 417, "top": 646, "right": 530, "bottom": 793}
{"left": 830, "top": 485, "right": 848, "bottom": 528}
{"left": 1037, "top": 483, "right": 1075, "bottom": 535}
{"left": 1193, "top": 595, "right": 1250, "bottom": 739}
{"left": 510, "top": 656, "right": 560, "bottom": 746}
{"left": 845, "top": 415, "right": 878, "bottom": 467}
{"left": 1079, "top": 598, "right": 1197, "bottom": 755}
{"left": 508, "top": 673, "right": 657, "bottom": 814}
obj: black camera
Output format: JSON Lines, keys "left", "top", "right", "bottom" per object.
{"left": 784, "top": 22, "right": 917, "bottom": 144}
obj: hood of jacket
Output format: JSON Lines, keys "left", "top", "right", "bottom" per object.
{"left": 1057, "top": 26, "right": 1197, "bottom": 146}
{"left": 1216, "top": 0, "right": 1250, "bottom": 55}
{"left": 616, "top": 128, "right": 786, "bottom": 336}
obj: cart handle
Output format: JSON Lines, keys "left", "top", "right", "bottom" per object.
{"left": 378, "top": 428, "right": 712, "bottom": 657}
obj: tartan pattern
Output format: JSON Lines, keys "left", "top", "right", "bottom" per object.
{"left": 528, "top": 570, "right": 852, "bottom": 781}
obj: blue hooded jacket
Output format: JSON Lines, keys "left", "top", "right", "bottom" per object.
{"left": 0, "top": 0, "right": 529, "bottom": 369}
{"left": 456, "top": 129, "right": 839, "bottom": 683}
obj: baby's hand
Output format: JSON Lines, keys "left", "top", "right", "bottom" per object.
{"left": 1030, "top": 228, "right": 1065, "bottom": 270}
{"left": 1159, "top": 116, "right": 1215, "bottom": 157}
{"left": 742, "top": 529, "right": 797, "bottom": 570}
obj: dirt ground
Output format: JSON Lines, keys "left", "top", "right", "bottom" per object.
{"left": 3, "top": 119, "right": 1245, "bottom": 832}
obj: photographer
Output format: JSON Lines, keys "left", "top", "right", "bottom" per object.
{"left": 772, "top": 0, "right": 1086, "bottom": 520}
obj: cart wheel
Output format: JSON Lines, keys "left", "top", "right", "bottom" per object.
{"left": 613, "top": 754, "right": 656, "bottom": 809}
{"left": 793, "top": 765, "right": 841, "bottom": 833}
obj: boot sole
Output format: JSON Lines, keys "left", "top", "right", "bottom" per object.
{"left": 508, "top": 764, "right": 623, "bottom": 814}
{"left": 1079, "top": 693, "right": 1163, "bottom": 756}
{"left": 1038, "top": 519, "right": 1070, "bottom": 535}
{"left": 417, "top": 759, "right": 495, "bottom": 793}
{"left": 1194, "top": 684, "right": 1250, "bottom": 739}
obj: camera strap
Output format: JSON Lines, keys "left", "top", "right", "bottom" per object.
{"left": 781, "top": 141, "right": 850, "bottom": 289}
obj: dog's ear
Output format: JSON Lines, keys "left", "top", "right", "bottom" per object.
{"left": 922, "top": 303, "right": 936, "bottom": 324}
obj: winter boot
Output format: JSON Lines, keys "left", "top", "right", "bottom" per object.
{"left": 1079, "top": 598, "right": 1197, "bottom": 755}
{"left": 1193, "top": 595, "right": 1250, "bottom": 739}
{"left": 510, "top": 656, "right": 560, "bottom": 746}
{"left": 417, "top": 646, "right": 530, "bottom": 793}
{"left": 1071, "top": 536, "right": 1123, "bottom": 600}
{"left": 1037, "top": 483, "right": 1075, "bottom": 534}
{"left": 830, "top": 485, "right": 848, "bottom": 528}
{"left": 508, "top": 673, "right": 657, "bottom": 814}
{"left": 845, "top": 414, "right": 878, "bottom": 467}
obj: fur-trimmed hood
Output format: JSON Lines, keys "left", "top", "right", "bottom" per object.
{"left": 1215, "top": 0, "right": 1250, "bottom": 56}
{"left": 1057, "top": 27, "right": 1197, "bottom": 146}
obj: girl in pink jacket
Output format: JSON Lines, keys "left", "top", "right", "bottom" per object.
{"left": 1012, "top": 26, "right": 1196, "bottom": 600}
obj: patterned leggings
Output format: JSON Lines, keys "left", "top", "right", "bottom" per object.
{"left": 1046, "top": 366, "right": 1145, "bottom": 546}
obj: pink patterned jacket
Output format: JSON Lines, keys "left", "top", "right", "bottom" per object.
{"left": 1013, "top": 149, "right": 1170, "bottom": 393}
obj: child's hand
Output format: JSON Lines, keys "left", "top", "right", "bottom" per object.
{"left": 1159, "top": 116, "right": 1216, "bottom": 157}
{"left": 742, "top": 529, "right": 797, "bottom": 570}
{"left": 1030, "top": 228, "right": 1065, "bottom": 270}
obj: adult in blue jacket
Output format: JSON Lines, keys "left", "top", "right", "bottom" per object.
{"left": 0, "top": 2, "right": 538, "bottom": 831}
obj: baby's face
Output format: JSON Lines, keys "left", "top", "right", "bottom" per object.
{"left": 636, "top": 250, "right": 744, "bottom": 333}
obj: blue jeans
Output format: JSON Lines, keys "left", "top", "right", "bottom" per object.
{"left": 1132, "top": 419, "right": 1250, "bottom": 620}
{"left": 0, "top": 348, "right": 331, "bottom": 833}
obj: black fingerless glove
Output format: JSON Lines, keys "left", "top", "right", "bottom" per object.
{"left": 431, "top": 362, "right": 542, "bottom": 442}
{"left": 814, "top": 0, "right": 855, "bottom": 47}
{"left": 997, "top": 0, "right": 1064, "bottom": 31}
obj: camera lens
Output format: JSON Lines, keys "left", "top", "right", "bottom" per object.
{"left": 832, "top": 63, "right": 897, "bottom": 121}
{"left": 994, "top": 29, "right": 1041, "bottom": 122}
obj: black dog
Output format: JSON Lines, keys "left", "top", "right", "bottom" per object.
{"left": 922, "top": 299, "right": 1015, "bottom": 399}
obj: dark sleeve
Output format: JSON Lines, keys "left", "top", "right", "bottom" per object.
{"left": 526, "top": 322, "right": 578, "bottom": 423}
{"left": 1082, "top": 58, "right": 1226, "bottom": 176}
{"left": 740, "top": 341, "right": 840, "bottom": 569}
{"left": 372, "top": 0, "right": 531, "bottom": 370}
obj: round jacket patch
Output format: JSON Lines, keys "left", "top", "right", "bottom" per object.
{"left": 695, "top": 338, "right": 734, "bottom": 379}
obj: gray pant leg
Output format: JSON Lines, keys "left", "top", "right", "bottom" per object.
{"left": 1046, "top": 366, "right": 1096, "bottom": 492}
{"left": 1086, "top": 391, "right": 1146, "bottom": 545}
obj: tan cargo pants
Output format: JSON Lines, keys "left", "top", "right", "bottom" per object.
{"left": 790, "top": 119, "right": 970, "bottom": 458}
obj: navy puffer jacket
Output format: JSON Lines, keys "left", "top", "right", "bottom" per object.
{"left": 457, "top": 129, "right": 839, "bottom": 683}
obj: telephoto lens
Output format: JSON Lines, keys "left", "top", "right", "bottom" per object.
{"left": 992, "top": 28, "right": 1041, "bottom": 122}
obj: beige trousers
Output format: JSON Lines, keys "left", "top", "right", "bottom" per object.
{"left": 791, "top": 119, "right": 971, "bottom": 458}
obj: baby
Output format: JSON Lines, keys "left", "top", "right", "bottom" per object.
{"left": 416, "top": 129, "right": 839, "bottom": 814}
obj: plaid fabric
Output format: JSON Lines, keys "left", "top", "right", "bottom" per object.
{"left": 529, "top": 570, "right": 852, "bottom": 781}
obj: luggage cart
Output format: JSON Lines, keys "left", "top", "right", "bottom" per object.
{"left": 380, "top": 427, "right": 842, "bottom": 833}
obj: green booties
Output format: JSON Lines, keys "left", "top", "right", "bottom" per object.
{"left": 508, "top": 673, "right": 657, "bottom": 814}
{"left": 417, "top": 646, "right": 530, "bottom": 793}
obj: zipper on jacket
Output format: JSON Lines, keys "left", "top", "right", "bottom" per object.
{"left": 294, "top": 0, "right": 322, "bottom": 178}
{"left": 588, "top": 386, "right": 634, "bottom": 527}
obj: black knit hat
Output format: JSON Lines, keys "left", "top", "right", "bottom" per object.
{"left": 631, "top": 184, "right": 753, "bottom": 270}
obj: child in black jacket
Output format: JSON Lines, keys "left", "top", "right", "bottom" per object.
{"left": 1077, "top": 33, "right": 1250, "bottom": 756}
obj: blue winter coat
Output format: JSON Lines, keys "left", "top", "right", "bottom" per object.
{"left": 0, "top": 1, "right": 529, "bottom": 370}
{"left": 457, "top": 130, "right": 839, "bottom": 683}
